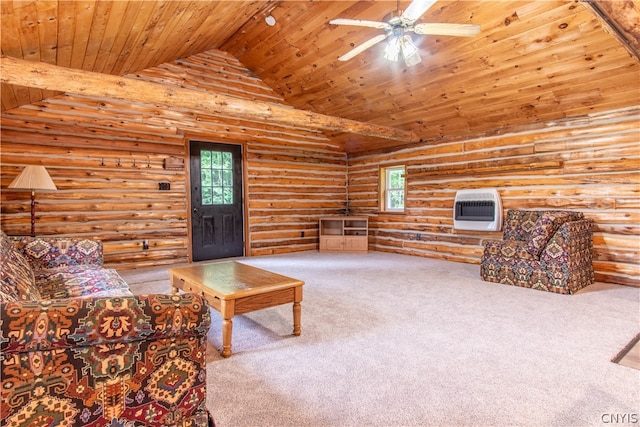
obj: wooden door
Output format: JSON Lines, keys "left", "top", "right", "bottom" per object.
{"left": 189, "top": 141, "right": 244, "bottom": 261}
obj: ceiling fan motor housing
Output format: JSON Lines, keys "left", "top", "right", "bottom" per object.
{"left": 384, "top": 10, "right": 406, "bottom": 26}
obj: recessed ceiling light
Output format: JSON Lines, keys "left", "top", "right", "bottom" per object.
{"left": 265, "top": 15, "right": 276, "bottom": 26}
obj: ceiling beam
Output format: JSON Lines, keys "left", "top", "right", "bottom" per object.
{"left": 0, "top": 55, "right": 420, "bottom": 143}
{"left": 581, "top": 1, "right": 640, "bottom": 62}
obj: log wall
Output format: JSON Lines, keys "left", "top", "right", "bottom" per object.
{"left": 1, "top": 48, "right": 637, "bottom": 287}
{"left": 348, "top": 107, "right": 640, "bottom": 287}
{"left": 0, "top": 50, "right": 347, "bottom": 269}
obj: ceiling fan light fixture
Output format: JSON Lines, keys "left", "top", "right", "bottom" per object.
{"left": 400, "top": 34, "right": 421, "bottom": 66}
{"left": 383, "top": 37, "right": 401, "bottom": 62}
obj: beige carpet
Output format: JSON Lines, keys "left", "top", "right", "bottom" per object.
{"left": 612, "top": 333, "right": 640, "bottom": 370}
{"left": 121, "top": 250, "right": 640, "bottom": 427}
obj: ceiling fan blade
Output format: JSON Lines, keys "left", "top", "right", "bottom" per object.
{"left": 413, "top": 23, "right": 481, "bottom": 37}
{"left": 329, "top": 18, "right": 391, "bottom": 30}
{"left": 402, "top": 0, "right": 438, "bottom": 23}
{"left": 337, "top": 34, "right": 389, "bottom": 61}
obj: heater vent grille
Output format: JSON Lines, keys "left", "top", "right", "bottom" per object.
{"left": 453, "top": 189, "right": 502, "bottom": 231}
{"left": 455, "top": 200, "right": 495, "bottom": 222}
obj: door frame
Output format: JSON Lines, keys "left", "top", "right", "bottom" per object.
{"left": 185, "top": 138, "right": 250, "bottom": 262}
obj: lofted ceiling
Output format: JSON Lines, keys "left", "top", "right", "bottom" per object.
{"left": 1, "top": 1, "right": 639, "bottom": 153}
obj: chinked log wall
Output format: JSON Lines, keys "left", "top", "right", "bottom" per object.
{"left": 0, "top": 50, "right": 347, "bottom": 269}
{"left": 1, "top": 49, "right": 637, "bottom": 286}
{"left": 348, "top": 107, "right": 639, "bottom": 287}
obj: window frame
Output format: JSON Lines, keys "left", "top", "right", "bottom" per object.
{"left": 379, "top": 164, "right": 406, "bottom": 213}
{"left": 200, "top": 149, "right": 234, "bottom": 206}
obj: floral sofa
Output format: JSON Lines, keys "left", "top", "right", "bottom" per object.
{"left": 0, "top": 231, "right": 213, "bottom": 426}
{"left": 480, "top": 209, "right": 594, "bottom": 294}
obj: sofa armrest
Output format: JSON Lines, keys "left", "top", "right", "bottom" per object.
{"left": 9, "top": 236, "right": 104, "bottom": 270}
{"left": 540, "top": 219, "right": 594, "bottom": 290}
{"left": 1, "top": 293, "right": 211, "bottom": 352}
{"left": 540, "top": 219, "right": 593, "bottom": 263}
{"left": 1, "top": 293, "right": 212, "bottom": 426}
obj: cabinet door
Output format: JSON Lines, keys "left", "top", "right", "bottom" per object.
{"left": 320, "top": 236, "right": 344, "bottom": 251}
{"left": 344, "top": 236, "right": 368, "bottom": 251}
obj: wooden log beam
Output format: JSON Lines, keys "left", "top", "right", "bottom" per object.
{"left": 0, "top": 55, "right": 419, "bottom": 143}
{"left": 412, "top": 160, "right": 564, "bottom": 179}
{"left": 581, "top": 1, "right": 640, "bottom": 62}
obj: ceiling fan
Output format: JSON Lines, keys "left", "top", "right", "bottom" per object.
{"left": 329, "top": 0, "right": 480, "bottom": 67}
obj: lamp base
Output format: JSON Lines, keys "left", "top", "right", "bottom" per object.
{"left": 30, "top": 190, "right": 36, "bottom": 237}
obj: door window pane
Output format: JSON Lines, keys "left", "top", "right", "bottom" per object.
{"left": 201, "top": 150, "right": 211, "bottom": 168}
{"left": 201, "top": 149, "right": 234, "bottom": 205}
{"left": 222, "top": 152, "right": 232, "bottom": 169}
{"left": 212, "top": 151, "right": 221, "bottom": 168}
{"left": 223, "top": 170, "right": 233, "bottom": 186}
{"left": 202, "top": 187, "right": 213, "bottom": 205}
{"left": 212, "top": 170, "right": 221, "bottom": 186}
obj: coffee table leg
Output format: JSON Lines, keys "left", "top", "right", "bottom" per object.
{"left": 169, "top": 274, "right": 179, "bottom": 293}
{"left": 293, "top": 285, "right": 302, "bottom": 336}
{"left": 220, "top": 300, "right": 234, "bottom": 358}
{"left": 293, "top": 302, "right": 301, "bottom": 336}
{"left": 221, "top": 318, "right": 233, "bottom": 357}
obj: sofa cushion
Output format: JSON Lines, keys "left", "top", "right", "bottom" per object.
{"left": 526, "top": 211, "right": 576, "bottom": 257}
{"left": 503, "top": 210, "right": 542, "bottom": 241}
{"left": 525, "top": 213, "right": 558, "bottom": 257}
{"left": 36, "top": 266, "right": 132, "bottom": 300}
{"left": 11, "top": 236, "right": 103, "bottom": 269}
{"left": 503, "top": 210, "right": 585, "bottom": 241}
{"left": 0, "top": 232, "right": 40, "bottom": 301}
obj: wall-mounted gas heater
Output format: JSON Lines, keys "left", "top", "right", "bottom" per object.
{"left": 453, "top": 188, "right": 503, "bottom": 231}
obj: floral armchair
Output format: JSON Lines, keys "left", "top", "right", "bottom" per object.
{"left": 480, "top": 209, "right": 594, "bottom": 294}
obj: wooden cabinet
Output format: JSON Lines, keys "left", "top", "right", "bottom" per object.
{"left": 319, "top": 216, "right": 368, "bottom": 253}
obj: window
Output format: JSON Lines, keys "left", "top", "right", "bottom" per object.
{"left": 200, "top": 150, "right": 234, "bottom": 205}
{"left": 380, "top": 165, "right": 405, "bottom": 212}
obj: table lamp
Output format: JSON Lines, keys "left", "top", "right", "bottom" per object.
{"left": 8, "top": 165, "right": 57, "bottom": 237}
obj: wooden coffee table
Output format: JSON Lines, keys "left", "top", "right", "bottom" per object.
{"left": 168, "top": 261, "right": 304, "bottom": 357}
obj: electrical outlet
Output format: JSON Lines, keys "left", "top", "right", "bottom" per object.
{"left": 301, "top": 231, "right": 305, "bottom": 238}
{"left": 142, "top": 240, "right": 149, "bottom": 250}
{"left": 416, "top": 233, "right": 421, "bottom": 241}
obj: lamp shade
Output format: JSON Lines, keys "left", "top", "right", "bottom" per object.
{"left": 8, "top": 165, "right": 57, "bottom": 191}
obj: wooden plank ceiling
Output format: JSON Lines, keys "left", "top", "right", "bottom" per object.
{"left": 1, "top": 0, "right": 638, "bottom": 153}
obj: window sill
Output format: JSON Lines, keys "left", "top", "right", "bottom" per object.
{"left": 378, "top": 211, "right": 406, "bottom": 215}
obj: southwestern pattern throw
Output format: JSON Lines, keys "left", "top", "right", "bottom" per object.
{"left": 481, "top": 209, "right": 594, "bottom": 294}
